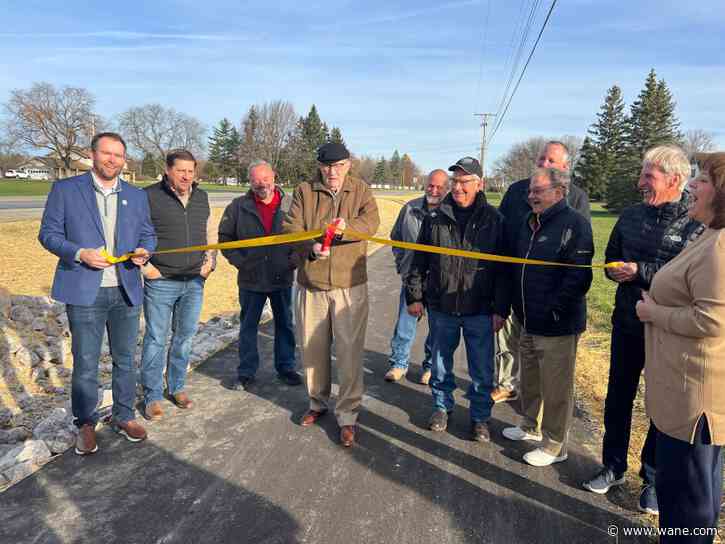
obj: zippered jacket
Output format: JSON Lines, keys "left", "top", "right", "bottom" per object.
{"left": 218, "top": 187, "right": 296, "bottom": 292}
{"left": 512, "top": 199, "right": 593, "bottom": 336}
{"left": 390, "top": 196, "right": 429, "bottom": 276}
{"left": 605, "top": 196, "right": 702, "bottom": 336}
{"left": 145, "top": 179, "right": 209, "bottom": 278}
{"left": 405, "top": 192, "right": 510, "bottom": 317}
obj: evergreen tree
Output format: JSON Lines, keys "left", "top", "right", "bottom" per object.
{"left": 577, "top": 85, "right": 627, "bottom": 201}
{"left": 141, "top": 152, "right": 159, "bottom": 178}
{"left": 389, "top": 150, "right": 402, "bottom": 185}
{"left": 239, "top": 107, "right": 259, "bottom": 182}
{"left": 208, "top": 118, "right": 237, "bottom": 181}
{"left": 373, "top": 157, "right": 388, "bottom": 184}
{"left": 227, "top": 126, "right": 243, "bottom": 180}
{"left": 330, "top": 126, "right": 345, "bottom": 146}
{"left": 296, "top": 105, "right": 331, "bottom": 182}
{"left": 607, "top": 70, "right": 682, "bottom": 212}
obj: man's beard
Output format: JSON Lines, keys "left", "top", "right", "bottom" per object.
{"left": 425, "top": 194, "right": 441, "bottom": 205}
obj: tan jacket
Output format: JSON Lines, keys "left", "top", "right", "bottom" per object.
{"left": 282, "top": 177, "right": 380, "bottom": 290}
{"left": 645, "top": 228, "right": 725, "bottom": 444}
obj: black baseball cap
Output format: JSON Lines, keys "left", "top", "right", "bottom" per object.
{"left": 448, "top": 156, "right": 482, "bottom": 177}
{"left": 317, "top": 142, "right": 350, "bottom": 164}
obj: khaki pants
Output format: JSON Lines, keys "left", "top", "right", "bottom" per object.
{"left": 495, "top": 314, "right": 521, "bottom": 391}
{"left": 519, "top": 331, "right": 579, "bottom": 456}
{"left": 295, "top": 284, "right": 369, "bottom": 427}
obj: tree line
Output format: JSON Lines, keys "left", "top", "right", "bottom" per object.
{"left": 0, "top": 82, "right": 420, "bottom": 186}
{"left": 492, "top": 69, "right": 716, "bottom": 212}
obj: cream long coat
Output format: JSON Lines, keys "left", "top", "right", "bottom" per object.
{"left": 645, "top": 228, "right": 725, "bottom": 444}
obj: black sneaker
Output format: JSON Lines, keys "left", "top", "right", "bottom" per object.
{"left": 277, "top": 371, "right": 303, "bottom": 386}
{"left": 472, "top": 421, "right": 491, "bottom": 442}
{"left": 428, "top": 410, "right": 450, "bottom": 432}
{"left": 225, "top": 376, "right": 255, "bottom": 391}
{"left": 582, "top": 467, "right": 625, "bottom": 494}
{"left": 638, "top": 485, "right": 659, "bottom": 515}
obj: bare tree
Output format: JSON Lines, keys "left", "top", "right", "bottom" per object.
{"left": 3, "top": 82, "right": 96, "bottom": 168}
{"left": 117, "top": 104, "right": 206, "bottom": 166}
{"left": 683, "top": 129, "right": 716, "bottom": 159}
{"left": 255, "top": 100, "right": 297, "bottom": 168}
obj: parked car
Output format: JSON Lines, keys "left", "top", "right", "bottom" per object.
{"left": 3, "top": 169, "right": 20, "bottom": 178}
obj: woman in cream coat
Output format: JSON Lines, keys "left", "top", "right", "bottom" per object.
{"left": 637, "top": 152, "right": 725, "bottom": 543}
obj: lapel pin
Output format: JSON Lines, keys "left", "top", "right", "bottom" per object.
{"left": 122, "top": 199, "right": 128, "bottom": 206}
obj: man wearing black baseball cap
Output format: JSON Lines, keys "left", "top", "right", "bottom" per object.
{"left": 406, "top": 155, "right": 509, "bottom": 442}
{"left": 283, "top": 141, "right": 380, "bottom": 448}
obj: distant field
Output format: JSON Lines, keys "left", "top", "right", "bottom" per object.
{"left": 0, "top": 179, "right": 254, "bottom": 197}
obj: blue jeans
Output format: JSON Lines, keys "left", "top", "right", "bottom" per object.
{"left": 389, "top": 287, "right": 433, "bottom": 371}
{"left": 238, "top": 288, "right": 296, "bottom": 379}
{"left": 66, "top": 286, "right": 141, "bottom": 426}
{"left": 429, "top": 310, "right": 495, "bottom": 423}
{"left": 140, "top": 277, "right": 204, "bottom": 404}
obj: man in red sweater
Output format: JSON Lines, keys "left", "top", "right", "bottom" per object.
{"left": 218, "top": 160, "right": 302, "bottom": 390}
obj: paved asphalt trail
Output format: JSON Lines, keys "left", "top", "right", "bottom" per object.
{"left": 0, "top": 249, "right": 648, "bottom": 543}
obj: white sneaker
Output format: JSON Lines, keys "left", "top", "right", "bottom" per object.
{"left": 502, "top": 426, "right": 543, "bottom": 442}
{"left": 523, "top": 448, "right": 568, "bottom": 467}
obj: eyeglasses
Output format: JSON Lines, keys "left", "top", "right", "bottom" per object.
{"left": 528, "top": 185, "right": 557, "bottom": 196}
{"left": 451, "top": 178, "right": 478, "bottom": 187}
{"left": 318, "top": 161, "right": 349, "bottom": 172}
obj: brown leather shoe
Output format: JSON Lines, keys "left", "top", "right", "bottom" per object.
{"left": 172, "top": 391, "right": 194, "bottom": 410}
{"left": 113, "top": 419, "right": 148, "bottom": 443}
{"left": 144, "top": 401, "right": 164, "bottom": 421}
{"left": 74, "top": 423, "right": 98, "bottom": 456}
{"left": 340, "top": 425, "right": 356, "bottom": 447}
{"left": 491, "top": 386, "right": 518, "bottom": 403}
{"left": 300, "top": 409, "right": 326, "bottom": 427}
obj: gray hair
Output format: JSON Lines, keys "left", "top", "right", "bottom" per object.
{"left": 247, "top": 159, "right": 274, "bottom": 180}
{"left": 428, "top": 169, "right": 450, "bottom": 188}
{"left": 532, "top": 167, "right": 570, "bottom": 196}
{"left": 642, "top": 144, "right": 691, "bottom": 191}
{"left": 542, "top": 140, "right": 570, "bottom": 168}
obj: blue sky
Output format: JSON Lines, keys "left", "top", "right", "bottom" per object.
{"left": 1, "top": 0, "right": 723, "bottom": 173}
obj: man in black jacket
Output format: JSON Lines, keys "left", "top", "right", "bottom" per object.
{"left": 406, "top": 157, "right": 509, "bottom": 442}
{"left": 501, "top": 167, "right": 593, "bottom": 467}
{"left": 218, "top": 160, "right": 301, "bottom": 391}
{"left": 582, "top": 145, "right": 701, "bottom": 515}
{"left": 140, "top": 149, "right": 214, "bottom": 420}
{"left": 493, "top": 140, "right": 591, "bottom": 404}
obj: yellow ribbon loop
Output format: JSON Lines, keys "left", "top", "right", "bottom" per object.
{"left": 101, "top": 220, "right": 622, "bottom": 269}
{"left": 104, "top": 230, "right": 324, "bottom": 264}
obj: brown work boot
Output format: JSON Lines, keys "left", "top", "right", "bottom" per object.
{"left": 172, "top": 391, "right": 194, "bottom": 410}
{"left": 491, "top": 386, "right": 518, "bottom": 403}
{"left": 74, "top": 423, "right": 99, "bottom": 456}
{"left": 340, "top": 425, "right": 356, "bottom": 447}
{"left": 384, "top": 367, "right": 407, "bottom": 382}
{"left": 144, "top": 401, "right": 164, "bottom": 421}
{"left": 112, "top": 419, "right": 148, "bottom": 443}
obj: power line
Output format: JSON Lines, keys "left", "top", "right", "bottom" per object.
{"left": 473, "top": 0, "right": 492, "bottom": 113}
{"left": 487, "top": 0, "right": 558, "bottom": 145}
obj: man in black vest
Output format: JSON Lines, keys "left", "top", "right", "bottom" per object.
{"left": 140, "top": 149, "right": 214, "bottom": 420}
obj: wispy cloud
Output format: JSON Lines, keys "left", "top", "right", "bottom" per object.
{"left": 0, "top": 31, "right": 251, "bottom": 41}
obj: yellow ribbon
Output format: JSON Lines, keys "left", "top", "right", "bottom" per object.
{"left": 102, "top": 224, "right": 622, "bottom": 269}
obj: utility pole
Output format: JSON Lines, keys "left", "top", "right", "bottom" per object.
{"left": 473, "top": 113, "right": 496, "bottom": 179}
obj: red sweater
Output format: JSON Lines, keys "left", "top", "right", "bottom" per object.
{"left": 254, "top": 189, "right": 281, "bottom": 234}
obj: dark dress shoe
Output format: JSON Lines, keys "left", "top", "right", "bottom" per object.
{"left": 277, "top": 371, "right": 303, "bottom": 386}
{"left": 224, "top": 376, "right": 254, "bottom": 391}
{"left": 340, "top": 425, "right": 356, "bottom": 447}
{"left": 300, "top": 410, "right": 326, "bottom": 427}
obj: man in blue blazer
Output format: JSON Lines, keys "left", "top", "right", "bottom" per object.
{"left": 39, "top": 132, "right": 156, "bottom": 455}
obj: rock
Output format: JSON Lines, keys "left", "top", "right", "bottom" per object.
{"left": 16, "top": 394, "right": 34, "bottom": 410}
{"left": 9, "top": 305, "right": 33, "bottom": 325}
{"left": 0, "top": 408, "right": 13, "bottom": 428}
{"left": 0, "top": 427, "right": 32, "bottom": 444}
{"left": 0, "top": 440, "right": 51, "bottom": 472}
{"left": 97, "top": 389, "right": 113, "bottom": 410}
{"left": 1, "top": 460, "right": 38, "bottom": 485}
{"left": 33, "top": 408, "right": 77, "bottom": 454}
{"left": 31, "top": 317, "right": 47, "bottom": 332}
{"left": 14, "top": 346, "right": 33, "bottom": 366}
{"left": 29, "top": 367, "right": 42, "bottom": 382}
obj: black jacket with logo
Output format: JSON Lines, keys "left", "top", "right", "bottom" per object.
{"left": 218, "top": 188, "right": 297, "bottom": 292}
{"left": 512, "top": 199, "right": 594, "bottom": 336}
{"left": 405, "top": 192, "right": 510, "bottom": 317}
{"left": 605, "top": 196, "right": 703, "bottom": 336}
{"left": 145, "top": 179, "right": 209, "bottom": 278}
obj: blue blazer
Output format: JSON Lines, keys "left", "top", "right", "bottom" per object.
{"left": 39, "top": 173, "right": 157, "bottom": 306}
